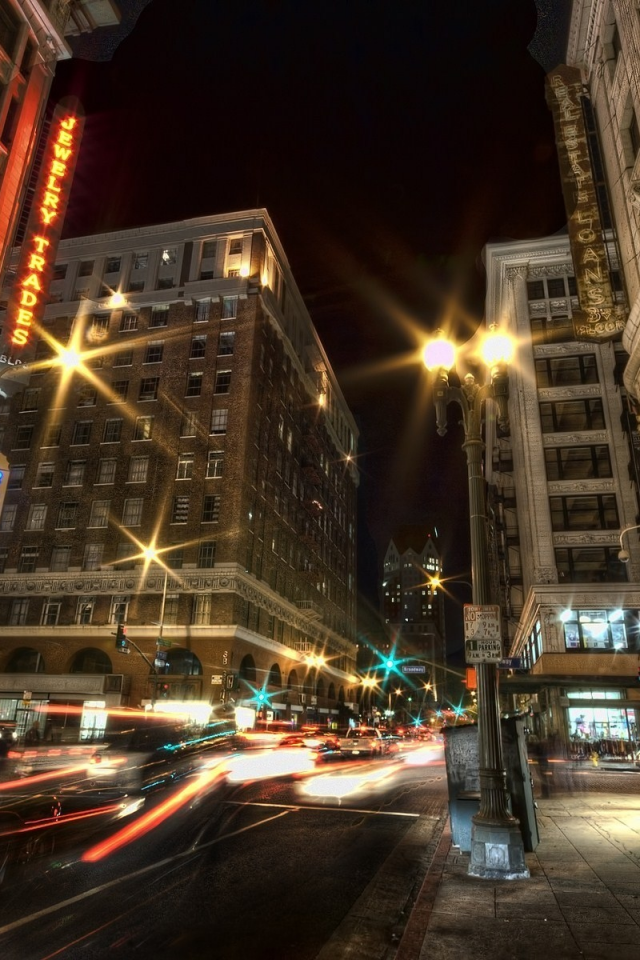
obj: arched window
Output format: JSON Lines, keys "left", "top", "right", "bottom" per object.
{"left": 304, "top": 668, "right": 316, "bottom": 695}
{"left": 328, "top": 682, "right": 336, "bottom": 701}
{"left": 5, "top": 647, "right": 44, "bottom": 673}
{"left": 268, "top": 663, "right": 282, "bottom": 687}
{"left": 163, "top": 649, "right": 202, "bottom": 676}
{"left": 70, "top": 648, "right": 112, "bottom": 674}
{"left": 316, "top": 677, "right": 325, "bottom": 699}
{"left": 287, "top": 669, "right": 299, "bottom": 690}
{"left": 239, "top": 654, "right": 257, "bottom": 685}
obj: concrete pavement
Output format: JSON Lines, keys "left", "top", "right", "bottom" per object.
{"left": 395, "top": 785, "right": 640, "bottom": 960}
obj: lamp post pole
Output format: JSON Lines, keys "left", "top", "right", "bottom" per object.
{"left": 425, "top": 329, "right": 528, "bottom": 880}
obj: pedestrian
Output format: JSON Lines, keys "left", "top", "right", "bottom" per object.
{"left": 25, "top": 722, "right": 40, "bottom": 745}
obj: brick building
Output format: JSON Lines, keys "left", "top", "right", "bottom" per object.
{"left": 0, "top": 209, "right": 359, "bottom": 738}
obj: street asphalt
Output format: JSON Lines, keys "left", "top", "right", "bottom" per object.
{"left": 394, "top": 767, "right": 640, "bottom": 960}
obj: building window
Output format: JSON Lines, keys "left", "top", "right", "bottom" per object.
{"left": 77, "top": 596, "right": 95, "bottom": 624}
{"left": 206, "top": 451, "right": 224, "bottom": 478}
{"left": 110, "top": 595, "right": 130, "bottom": 624}
{"left": 158, "top": 277, "right": 174, "bottom": 290}
{"left": 539, "top": 399, "right": 605, "bottom": 433}
{"left": 113, "top": 350, "right": 133, "bottom": 366}
{"left": 72, "top": 421, "right": 93, "bottom": 445}
{"left": 128, "top": 456, "right": 149, "bottom": 483}
{"left": 77, "top": 384, "right": 97, "bottom": 406}
{"left": 535, "top": 355, "right": 598, "bottom": 387}
{"left": 544, "top": 445, "right": 613, "bottom": 481}
{"left": 218, "top": 331, "right": 235, "bottom": 356}
{"left": 122, "top": 498, "right": 143, "bottom": 526}
{"left": 176, "top": 454, "right": 194, "bottom": 480}
{"left": 41, "top": 600, "right": 61, "bottom": 626}
{"left": 120, "top": 313, "right": 138, "bottom": 332}
{"left": 546, "top": 277, "right": 566, "bottom": 298}
{"left": 139, "top": 377, "right": 159, "bottom": 401}
{"left": 115, "top": 543, "right": 136, "bottom": 570}
{"left": 105, "top": 256, "right": 121, "bottom": 274}
{"left": 64, "top": 460, "right": 86, "bottom": 486}
{"left": 186, "top": 372, "right": 203, "bottom": 397}
{"left": 34, "top": 462, "right": 55, "bottom": 488}
{"left": 110, "top": 380, "right": 129, "bottom": 403}
{"left": 89, "top": 500, "right": 110, "bottom": 528}
{"left": 161, "top": 247, "right": 176, "bottom": 265}
{"left": 210, "top": 409, "right": 228, "bottom": 434}
{"left": 50, "top": 547, "right": 71, "bottom": 572}
{"left": 194, "top": 299, "right": 210, "bottom": 322}
{"left": 561, "top": 609, "right": 631, "bottom": 652}
{"left": 57, "top": 502, "right": 78, "bottom": 529}
{"left": 222, "top": 296, "right": 238, "bottom": 319}
{"left": 150, "top": 305, "right": 169, "bottom": 328}
{"left": 530, "top": 315, "right": 574, "bottom": 345}
{"left": 180, "top": 411, "right": 198, "bottom": 437}
{"left": 53, "top": 263, "right": 67, "bottom": 280}
{"left": 96, "top": 458, "right": 117, "bottom": 484}
{"left": 21, "top": 388, "right": 39, "bottom": 412}
{"left": 214, "top": 370, "right": 231, "bottom": 394}
{"left": 202, "top": 494, "right": 220, "bottom": 523}
{"left": 550, "top": 494, "right": 619, "bottom": 531}
{"left": 18, "top": 546, "right": 39, "bottom": 573}
{"left": 26, "top": 504, "right": 47, "bottom": 531}
{"left": 133, "top": 252, "right": 148, "bottom": 270}
{"left": 133, "top": 416, "right": 154, "bottom": 441}
{"left": 8, "top": 465, "right": 25, "bottom": 490}
{"left": 78, "top": 259, "right": 94, "bottom": 277}
{"left": 171, "top": 496, "right": 190, "bottom": 523}
{"left": 144, "top": 341, "right": 164, "bottom": 363}
{"left": 228, "top": 239, "right": 243, "bottom": 255}
{"left": 83, "top": 543, "right": 104, "bottom": 571}
{"left": 89, "top": 315, "right": 109, "bottom": 340}
{"left": 526, "top": 280, "right": 545, "bottom": 300}
{"left": 198, "top": 541, "right": 216, "bottom": 568}
{"left": 14, "top": 425, "right": 33, "bottom": 450}
{"left": 163, "top": 594, "right": 179, "bottom": 625}
{"left": 0, "top": 503, "right": 17, "bottom": 531}
{"left": 9, "top": 599, "right": 29, "bottom": 626}
{"left": 202, "top": 240, "right": 216, "bottom": 259}
{"left": 167, "top": 547, "right": 183, "bottom": 569}
{"left": 190, "top": 335, "right": 207, "bottom": 358}
{"left": 43, "top": 423, "right": 62, "bottom": 447}
{"left": 103, "top": 419, "right": 123, "bottom": 443}
{"left": 556, "top": 546, "right": 626, "bottom": 583}
{"left": 192, "top": 594, "right": 211, "bottom": 625}
{"left": 128, "top": 279, "right": 144, "bottom": 293}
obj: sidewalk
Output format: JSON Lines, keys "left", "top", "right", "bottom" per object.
{"left": 395, "top": 790, "right": 640, "bottom": 960}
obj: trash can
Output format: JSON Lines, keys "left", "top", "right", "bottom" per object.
{"left": 443, "top": 718, "right": 538, "bottom": 853}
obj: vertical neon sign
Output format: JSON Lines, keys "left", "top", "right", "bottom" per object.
{"left": 9, "top": 98, "right": 84, "bottom": 350}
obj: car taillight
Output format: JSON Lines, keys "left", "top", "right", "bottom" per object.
{"left": 89, "top": 753, "right": 101, "bottom": 765}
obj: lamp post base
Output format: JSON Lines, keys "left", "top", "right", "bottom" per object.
{"left": 468, "top": 818, "right": 530, "bottom": 880}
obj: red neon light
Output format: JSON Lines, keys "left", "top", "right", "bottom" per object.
{"left": 9, "top": 101, "right": 84, "bottom": 350}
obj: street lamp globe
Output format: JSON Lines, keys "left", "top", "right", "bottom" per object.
{"left": 423, "top": 331, "right": 455, "bottom": 371}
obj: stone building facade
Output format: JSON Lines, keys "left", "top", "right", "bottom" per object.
{"left": 0, "top": 209, "right": 359, "bottom": 738}
{"left": 484, "top": 234, "right": 640, "bottom": 757}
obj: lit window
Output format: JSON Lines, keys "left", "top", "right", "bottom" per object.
{"left": 128, "top": 456, "right": 149, "bottom": 483}
{"left": 26, "top": 504, "right": 47, "bottom": 531}
{"left": 176, "top": 453, "right": 194, "bottom": 480}
{"left": 96, "top": 458, "right": 117, "bottom": 484}
{"left": 180, "top": 411, "right": 198, "bottom": 437}
{"left": 222, "top": 296, "right": 238, "bottom": 319}
{"left": 122, "top": 498, "right": 143, "bottom": 526}
{"left": 210, "top": 409, "right": 228, "bottom": 434}
{"left": 206, "top": 451, "right": 224, "bottom": 478}
{"left": 133, "top": 416, "right": 153, "bottom": 441}
{"left": 89, "top": 500, "right": 110, "bottom": 527}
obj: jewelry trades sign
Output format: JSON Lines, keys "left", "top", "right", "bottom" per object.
{"left": 546, "top": 65, "right": 625, "bottom": 342}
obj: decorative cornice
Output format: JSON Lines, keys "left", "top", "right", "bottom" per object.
{"left": 534, "top": 342, "right": 595, "bottom": 356}
{"left": 542, "top": 431, "right": 609, "bottom": 445}
{"left": 537, "top": 386, "right": 601, "bottom": 400}
{"left": 553, "top": 531, "right": 620, "bottom": 546}
{"left": 547, "top": 479, "right": 615, "bottom": 494}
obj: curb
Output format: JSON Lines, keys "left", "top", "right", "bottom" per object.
{"left": 393, "top": 819, "right": 452, "bottom": 960}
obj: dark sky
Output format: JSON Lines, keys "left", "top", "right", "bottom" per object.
{"left": 50, "top": 0, "right": 569, "bottom": 641}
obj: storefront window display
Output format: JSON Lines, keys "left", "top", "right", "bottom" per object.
{"left": 561, "top": 608, "right": 635, "bottom": 651}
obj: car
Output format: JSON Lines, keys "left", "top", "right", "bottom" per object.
{"left": 276, "top": 734, "right": 342, "bottom": 763}
{"left": 87, "top": 719, "right": 238, "bottom": 794}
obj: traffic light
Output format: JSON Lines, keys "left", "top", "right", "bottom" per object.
{"left": 112, "top": 622, "right": 129, "bottom": 653}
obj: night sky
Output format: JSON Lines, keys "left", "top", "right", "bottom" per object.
{"left": 50, "top": 0, "right": 570, "bottom": 652}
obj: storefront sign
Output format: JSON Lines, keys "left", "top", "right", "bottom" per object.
{"left": 546, "top": 65, "right": 625, "bottom": 341}
{"left": 7, "top": 98, "right": 84, "bottom": 351}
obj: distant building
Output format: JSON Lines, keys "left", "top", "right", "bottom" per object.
{"left": 484, "top": 234, "right": 640, "bottom": 756}
{"left": 0, "top": 209, "right": 359, "bottom": 739}
{"left": 0, "top": 1, "right": 121, "bottom": 276}
{"left": 380, "top": 528, "right": 446, "bottom": 708}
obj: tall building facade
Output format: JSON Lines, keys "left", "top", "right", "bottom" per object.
{"left": 381, "top": 529, "right": 446, "bottom": 703}
{"left": 0, "top": 1, "right": 120, "bottom": 275}
{"left": 485, "top": 234, "right": 640, "bottom": 755}
{"left": 0, "top": 209, "right": 359, "bottom": 739}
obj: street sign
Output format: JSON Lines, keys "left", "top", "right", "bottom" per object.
{"left": 157, "top": 637, "right": 172, "bottom": 648}
{"left": 464, "top": 604, "right": 502, "bottom": 664}
{"left": 498, "top": 657, "right": 523, "bottom": 670}
{"left": 401, "top": 664, "right": 427, "bottom": 674}
{"left": 211, "top": 674, "right": 224, "bottom": 685}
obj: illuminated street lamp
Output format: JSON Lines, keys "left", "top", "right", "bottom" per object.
{"left": 424, "top": 325, "right": 528, "bottom": 880}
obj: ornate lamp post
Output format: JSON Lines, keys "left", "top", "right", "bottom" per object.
{"left": 423, "top": 326, "right": 528, "bottom": 880}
